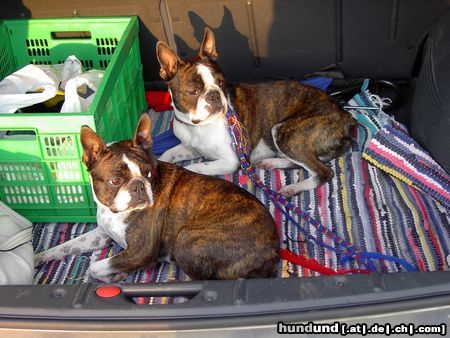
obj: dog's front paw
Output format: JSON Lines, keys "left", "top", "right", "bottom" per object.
{"left": 111, "top": 272, "right": 129, "bottom": 282}
{"left": 34, "top": 251, "right": 60, "bottom": 267}
{"left": 88, "top": 259, "right": 113, "bottom": 283}
{"left": 34, "top": 252, "right": 46, "bottom": 267}
{"left": 34, "top": 248, "right": 68, "bottom": 267}
{"left": 88, "top": 258, "right": 125, "bottom": 283}
{"left": 278, "top": 185, "right": 298, "bottom": 198}
{"left": 254, "top": 159, "right": 277, "bottom": 170}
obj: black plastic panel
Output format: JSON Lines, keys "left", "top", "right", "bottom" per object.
{"left": 340, "top": 0, "right": 448, "bottom": 78}
{"left": 409, "top": 10, "right": 450, "bottom": 173}
{"left": 3, "top": 0, "right": 448, "bottom": 82}
{"left": 1, "top": 272, "right": 450, "bottom": 330}
{"left": 165, "top": 0, "right": 449, "bottom": 81}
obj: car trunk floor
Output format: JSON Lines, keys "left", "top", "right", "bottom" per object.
{"left": 32, "top": 103, "right": 450, "bottom": 304}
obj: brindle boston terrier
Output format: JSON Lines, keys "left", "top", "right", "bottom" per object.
{"left": 35, "top": 114, "right": 280, "bottom": 282}
{"left": 158, "top": 28, "right": 356, "bottom": 196}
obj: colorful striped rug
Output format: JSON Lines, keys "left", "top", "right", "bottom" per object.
{"left": 33, "top": 92, "right": 450, "bottom": 305}
{"left": 363, "top": 124, "right": 450, "bottom": 209}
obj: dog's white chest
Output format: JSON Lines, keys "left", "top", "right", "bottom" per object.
{"left": 96, "top": 206, "right": 129, "bottom": 249}
{"left": 174, "top": 118, "right": 233, "bottom": 160}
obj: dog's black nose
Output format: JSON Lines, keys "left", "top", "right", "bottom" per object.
{"left": 130, "top": 180, "right": 145, "bottom": 197}
{"left": 206, "top": 90, "right": 220, "bottom": 104}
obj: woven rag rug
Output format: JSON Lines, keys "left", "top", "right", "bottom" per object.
{"left": 33, "top": 90, "right": 450, "bottom": 304}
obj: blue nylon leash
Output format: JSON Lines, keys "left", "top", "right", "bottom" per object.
{"left": 225, "top": 106, "right": 417, "bottom": 273}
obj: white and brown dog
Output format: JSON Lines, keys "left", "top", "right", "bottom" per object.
{"left": 158, "top": 28, "right": 356, "bottom": 196}
{"left": 35, "top": 114, "right": 279, "bottom": 282}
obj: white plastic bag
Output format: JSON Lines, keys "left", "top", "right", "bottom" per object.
{"left": 0, "top": 64, "right": 59, "bottom": 114}
{"left": 0, "top": 55, "right": 100, "bottom": 114}
{"left": 59, "top": 55, "right": 83, "bottom": 88}
{"left": 0, "top": 201, "right": 34, "bottom": 285}
{"left": 61, "top": 69, "right": 104, "bottom": 113}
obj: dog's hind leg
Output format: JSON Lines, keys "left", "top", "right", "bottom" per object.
{"left": 34, "top": 227, "right": 111, "bottom": 266}
{"left": 254, "top": 157, "right": 296, "bottom": 169}
{"left": 251, "top": 137, "right": 297, "bottom": 169}
{"left": 277, "top": 156, "right": 333, "bottom": 196}
{"left": 271, "top": 123, "right": 334, "bottom": 196}
{"left": 250, "top": 138, "right": 277, "bottom": 163}
{"left": 89, "top": 220, "right": 162, "bottom": 282}
{"left": 89, "top": 241, "right": 158, "bottom": 283}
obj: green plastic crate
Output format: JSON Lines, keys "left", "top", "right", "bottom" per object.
{"left": 0, "top": 17, "right": 147, "bottom": 222}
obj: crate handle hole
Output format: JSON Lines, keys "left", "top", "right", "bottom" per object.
{"left": 0, "top": 130, "right": 36, "bottom": 141}
{"left": 51, "top": 31, "right": 92, "bottom": 39}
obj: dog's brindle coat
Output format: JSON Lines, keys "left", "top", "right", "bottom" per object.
{"left": 35, "top": 114, "right": 279, "bottom": 282}
{"left": 157, "top": 27, "right": 356, "bottom": 196}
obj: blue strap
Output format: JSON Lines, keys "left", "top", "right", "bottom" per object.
{"left": 152, "top": 129, "right": 181, "bottom": 156}
{"left": 340, "top": 252, "right": 417, "bottom": 272}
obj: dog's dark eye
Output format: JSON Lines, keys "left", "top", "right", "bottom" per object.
{"left": 108, "top": 178, "right": 123, "bottom": 186}
{"left": 187, "top": 89, "right": 200, "bottom": 96}
{"left": 218, "top": 79, "right": 225, "bottom": 88}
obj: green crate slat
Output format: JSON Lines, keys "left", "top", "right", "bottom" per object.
{"left": 0, "top": 17, "right": 148, "bottom": 222}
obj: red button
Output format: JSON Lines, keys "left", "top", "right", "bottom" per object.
{"left": 96, "top": 285, "right": 121, "bottom": 298}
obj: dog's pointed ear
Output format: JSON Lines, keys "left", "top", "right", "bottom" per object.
{"left": 80, "top": 126, "right": 106, "bottom": 168}
{"left": 156, "top": 41, "right": 183, "bottom": 81}
{"left": 200, "top": 27, "right": 218, "bottom": 60}
{"left": 133, "top": 113, "right": 153, "bottom": 150}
